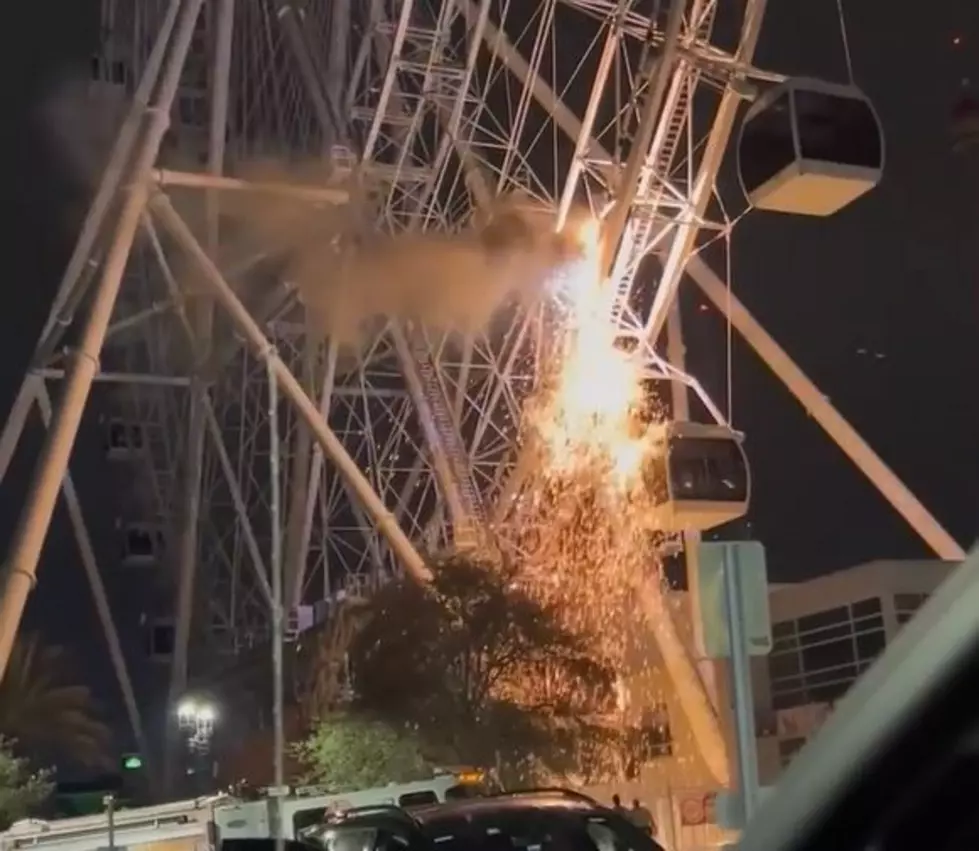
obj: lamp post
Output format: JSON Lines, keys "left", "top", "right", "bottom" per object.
{"left": 176, "top": 696, "right": 218, "bottom": 794}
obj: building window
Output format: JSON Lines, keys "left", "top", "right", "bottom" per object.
{"left": 89, "top": 55, "right": 128, "bottom": 85}
{"left": 778, "top": 736, "right": 806, "bottom": 767}
{"left": 177, "top": 94, "right": 208, "bottom": 128}
{"left": 105, "top": 418, "right": 145, "bottom": 457}
{"left": 769, "top": 597, "right": 885, "bottom": 709}
{"left": 147, "top": 621, "right": 175, "bottom": 660}
{"left": 398, "top": 791, "right": 438, "bottom": 808}
{"left": 894, "top": 592, "right": 928, "bottom": 626}
{"left": 122, "top": 522, "right": 166, "bottom": 565}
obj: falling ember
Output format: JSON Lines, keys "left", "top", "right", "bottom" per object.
{"left": 492, "top": 218, "right": 684, "bottom": 783}
{"left": 530, "top": 219, "right": 653, "bottom": 490}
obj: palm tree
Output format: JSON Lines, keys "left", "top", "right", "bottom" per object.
{"left": 0, "top": 633, "right": 112, "bottom": 768}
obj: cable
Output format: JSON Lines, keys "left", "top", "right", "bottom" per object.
{"left": 704, "top": 183, "right": 746, "bottom": 425}
{"left": 724, "top": 228, "right": 734, "bottom": 424}
{"left": 835, "top": 0, "right": 855, "bottom": 83}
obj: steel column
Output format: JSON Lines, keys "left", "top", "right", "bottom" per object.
{"left": 0, "top": 0, "right": 207, "bottom": 684}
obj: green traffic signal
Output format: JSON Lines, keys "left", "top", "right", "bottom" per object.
{"left": 122, "top": 754, "right": 143, "bottom": 771}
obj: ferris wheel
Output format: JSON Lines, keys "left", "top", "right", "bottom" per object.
{"left": 0, "top": 0, "right": 965, "bottom": 792}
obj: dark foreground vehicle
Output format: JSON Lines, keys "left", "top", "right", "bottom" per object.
{"left": 301, "top": 790, "right": 667, "bottom": 851}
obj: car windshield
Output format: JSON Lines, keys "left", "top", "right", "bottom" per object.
{"left": 419, "top": 808, "right": 663, "bottom": 851}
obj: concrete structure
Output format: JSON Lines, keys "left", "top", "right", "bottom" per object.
{"left": 752, "top": 559, "right": 958, "bottom": 782}
{"left": 582, "top": 558, "right": 959, "bottom": 850}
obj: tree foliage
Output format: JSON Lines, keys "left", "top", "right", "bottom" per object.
{"left": 0, "top": 737, "right": 52, "bottom": 830}
{"left": 0, "top": 633, "right": 112, "bottom": 768}
{"left": 291, "top": 712, "right": 433, "bottom": 791}
{"left": 345, "top": 554, "right": 620, "bottom": 783}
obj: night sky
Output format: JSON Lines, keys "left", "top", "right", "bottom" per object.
{"left": 692, "top": 0, "right": 979, "bottom": 577}
{"left": 0, "top": 0, "right": 977, "bottom": 753}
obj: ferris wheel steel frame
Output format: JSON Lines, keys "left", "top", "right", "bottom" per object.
{"left": 0, "top": 0, "right": 964, "bottom": 795}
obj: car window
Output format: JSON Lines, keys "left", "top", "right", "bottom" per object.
{"left": 584, "top": 818, "right": 631, "bottom": 851}
{"left": 444, "top": 783, "right": 484, "bottom": 800}
{"left": 400, "top": 791, "right": 439, "bottom": 808}
{"left": 223, "top": 840, "right": 315, "bottom": 851}
{"left": 420, "top": 809, "right": 662, "bottom": 851}
{"left": 324, "top": 827, "right": 380, "bottom": 851}
{"left": 373, "top": 828, "right": 415, "bottom": 851}
{"left": 295, "top": 807, "right": 332, "bottom": 834}
{"left": 302, "top": 819, "right": 430, "bottom": 851}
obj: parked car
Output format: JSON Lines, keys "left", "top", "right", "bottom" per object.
{"left": 299, "top": 789, "right": 667, "bottom": 851}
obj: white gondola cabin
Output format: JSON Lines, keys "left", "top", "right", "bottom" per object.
{"left": 644, "top": 422, "right": 750, "bottom": 533}
{"left": 737, "top": 78, "right": 884, "bottom": 216}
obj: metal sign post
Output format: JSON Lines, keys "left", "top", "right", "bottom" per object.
{"left": 698, "top": 540, "right": 771, "bottom": 830}
{"left": 721, "top": 543, "right": 762, "bottom": 822}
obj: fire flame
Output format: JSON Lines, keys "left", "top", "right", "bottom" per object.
{"left": 533, "top": 218, "right": 654, "bottom": 490}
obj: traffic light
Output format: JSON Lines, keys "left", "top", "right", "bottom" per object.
{"left": 121, "top": 753, "right": 143, "bottom": 771}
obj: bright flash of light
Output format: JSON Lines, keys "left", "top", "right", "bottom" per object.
{"left": 531, "top": 219, "right": 653, "bottom": 490}
{"left": 177, "top": 698, "right": 217, "bottom": 723}
{"left": 176, "top": 699, "right": 197, "bottom": 719}
{"left": 482, "top": 215, "right": 698, "bottom": 786}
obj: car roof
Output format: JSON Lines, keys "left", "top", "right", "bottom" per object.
{"left": 411, "top": 792, "right": 610, "bottom": 823}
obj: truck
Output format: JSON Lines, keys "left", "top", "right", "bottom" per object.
{"left": 0, "top": 771, "right": 486, "bottom": 851}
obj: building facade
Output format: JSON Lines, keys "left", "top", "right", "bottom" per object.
{"left": 753, "top": 559, "right": 957, "bottom": 782}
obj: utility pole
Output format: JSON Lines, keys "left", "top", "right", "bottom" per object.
{"left": 268, "top": 360, "right": 286, "bottom": 851}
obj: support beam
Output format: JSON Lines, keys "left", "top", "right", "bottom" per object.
{"left": 266, "top": 360, "right": 286, "bottom": 849}
{"left": 166, "top": 0, "right": 236, "bottom": 791}
{"left": 453, "top": 0, "right": 756, "bottom": 785}
{"left": 364, "top": 1, "right": 491, "bottom": 545}
{"left": 390, "top": 327, "right": 479, "bottom": 542}
{"left": 33, "top": 0, "right": 185, "bottom": 366}
{"left": 688, "top": 258, "right": 966, "bottom": 561}
{"left": 0, "top": 378, "right": 155, "bottom": 788}
{"left": 34, "top": 368, "right": 190, "bottom": 387}
{"left": 146, "top": 213, "right": 276, "bottom": 611}
{"left": 202, "top": 401, "right": 275, "bottom": 609}
{"left": 282, "top": 338, "right": 316, "bottom": 609}
{"left": 290, "top": 340, "right": 339, "bottom": 608}
{"left": 0, "top": 0, "right": 206, "bottom": 685}
{"left": 152, "top": 168, "right": 349, "bottom": 203}
{"left": 326, "top": 0, "right": 350, "bottom": 117}
{"left": 150, "top": 194, "right": 432, "bottom": 583}
{"left": 641, "top": 0, "right": 769, "bottom": 344}
{"left": 637, "top": 575, "right": 730, "bottom": 787}
{"left": 362, "top": 0, "right": 416, "bottom": 162}
{"left": 0, "top": 379, "right": 41, "bottom": 486}
{"left": 667, "top": 299, "right": 725, "bottom": 747}
{"left": 599, "top": 0, "right": 685, "bottom": 269}
{"left": 33, "top": 383, "right": 155, "bottom": 793}
{"left": 555, "top": 1, "right": 630, "bottom": 229}
{"left": 274, "top": 1, "right": 343, "bottom": 145}
{"left": 166, "top": 379, "right": 207, "bottom": 727}
{"left": 0, "top": 0, "right": 185, "bottom": 499}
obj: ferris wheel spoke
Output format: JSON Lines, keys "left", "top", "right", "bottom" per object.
{"left": 2, "top": 0, "right": 954, "bottom": 799}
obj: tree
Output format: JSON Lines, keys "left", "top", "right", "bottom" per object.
{"left": 0, "top": 633, "right": 112, "bottom": 768}
{"left": 0, "top": 737, "right": 52, "bottom": 830}
{"left": 345, "top": 554, "right": 619, "bottom": 783}
{"left": 291, "top": 713, "right": 433, "bottom": 791}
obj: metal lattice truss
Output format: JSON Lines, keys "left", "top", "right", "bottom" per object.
{"left": 0, "top": 0, "right": 965, "bottom": 791}
{"left": 75, "top": 0, "right": 772, "bottom": 653}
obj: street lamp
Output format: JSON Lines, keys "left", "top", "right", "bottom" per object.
{"left": 176, "top": 696, "right": 219, "bottom": 796}
{"left": 176, "top": 696, "right": 218, "bottom": 754}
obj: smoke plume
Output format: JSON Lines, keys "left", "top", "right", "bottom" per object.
{"left": 217, "top": 161, "right": 595, "bottom": 350}
{"left": 291, "top": 201, "right": 592, "bottom": 349}
{"left": 43, "top": 81, "right": 595, "bottom": 350}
